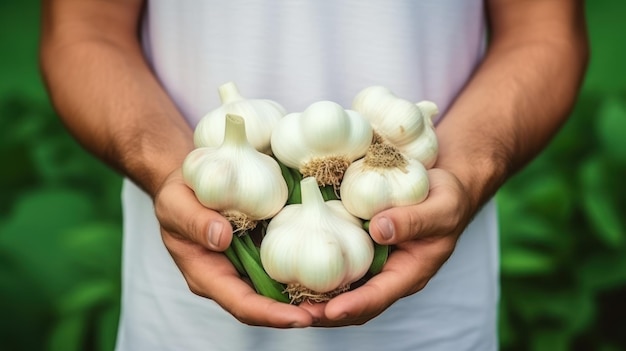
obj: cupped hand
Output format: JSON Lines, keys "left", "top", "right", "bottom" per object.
{"left": 300, "top": 168, "right": 474, "bottom": 326}
{"left": 154, "top": 169, "right": 315, "bottom": 328}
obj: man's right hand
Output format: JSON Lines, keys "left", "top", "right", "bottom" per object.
{"left": 154, "top": 169, "right": 315, "bottom": 328}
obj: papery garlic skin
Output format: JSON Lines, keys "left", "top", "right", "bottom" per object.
{"left": 193, "top": 81, "right": 286, "bottom": 154}
{"left": 270, "top": 101, "right": 373, "bottom": 186}
{"left": 260, "top": 177, "right": 374, "bottom": 296}
{"left": 352, "top": 86, "right": 439, "bottom": 168}
{"left": 183, "top": 114, "right": 288, "bottom": 223}
{"left": 340, "top": 144, "right": 430, "bottom": 220}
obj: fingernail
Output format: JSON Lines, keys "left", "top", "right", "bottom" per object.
{"left": 289, "top": 321, "right": 307, "bottom": 328}
{"left": 376, "top": 217, "right": 394, "bottom": 240}
{"left": 333, "top": 313, "right": 348, "bottom": 321}
{"left": 207, "top": 222, "right": 224, "bottom": 248}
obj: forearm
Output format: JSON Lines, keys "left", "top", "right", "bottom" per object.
{"left": 39, "top": 0, "right": 193, "bottom": 196}
{"left": 435, "top": 0, "right": 589, "bottom": 211}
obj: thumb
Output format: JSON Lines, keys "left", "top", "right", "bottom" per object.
{"left": 155, "top": 170, "right": 233, "bottom": 251}
{"left": 368, "top": 169, "right": 468, "bottom": 245}
{"left": 368, "top": 206, "right": 423, "bottom": 245}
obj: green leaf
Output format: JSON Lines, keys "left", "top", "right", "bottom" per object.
{"left": 519, "top": 173, "right": 574, "bottom": 222}
{"left": 55, "top": 281, "right": 118, "bottom": 316}
{"left": 95, "top": 303, "right": 121, "bottom": 351}
{"left": 47, "top": 311, "right": 88, "bottom": 351}
{"left": 578, "top": 251, "right": 626, "bottom": 291}
{"left": 0, "top": 189, "right": 94, "bottom": 296}
{"left": 46, "top": 281, "right": 119, "bottom": 351}
{"left": 505, "top": 282, "right": 595, "bottom": 338}
{"left": 47, "top": 281, "right": 119, "bottom": 351}
{"left": 579, "top": 157, "right": 626, "bottom": 248}
{"left": 530, "top": 330, "right": 572, "bottom": 351}
{"left": 497, "top": 296, "right": 517, "bottom": 349}
{"left": 0, "top": 188, "right": 121, "bottom": 301}
{"left": 0, "top": 260, "right": 49, "bottom": 351}
{"left": 543, "top": 94, "right": 602, "bottom": 159}
{"left": 500, "top": 248, "right": 558, "bottom": 276}
{"left": 499, "top": 210, "right": 572, "bottom": 268}
{"left": 0, "top": 188, "right": 95, "bottom": 242}
{"left": 62, "top": 223, "right": 122, "bottom": 279}
{"left": 596, "top": 97, "right": 626, "bottom": 163}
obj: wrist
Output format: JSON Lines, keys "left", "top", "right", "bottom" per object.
{"left": 434, "top": 139, "right": 510, "bottom": 214}
{"left": 113, "top": 117, "right": 194, "bottom": 198}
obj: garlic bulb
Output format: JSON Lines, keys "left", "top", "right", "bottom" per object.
{"left": 260, "top": 177, "right": 374, "bottom": 303}
{"left": 340, "top": 142, "right": 429, "bottom": 220}
{"left": 352, "top": 86, "right": 439, "bottom": 168}
{"left": 194, "top": 81, "right": 286, "bottom": 154}
{"left": 183, "top": 114, "right": 288, "bottom": 230}
{"left": 270, "top": 101, "right": 373, "bottom": 188}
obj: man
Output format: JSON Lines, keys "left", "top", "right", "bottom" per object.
{"left": 40, "top": 1, "right": 588, "bottom": 350}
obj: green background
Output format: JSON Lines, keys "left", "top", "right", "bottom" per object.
{"left": 1, "top": 1, "right": 625, "bottom": 350}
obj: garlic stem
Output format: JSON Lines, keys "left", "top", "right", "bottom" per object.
{"left": 416, "top": 101, "right": 440, "bottom": 124}
{"left": 224, "top": 246, "right": 246, "bottom": 276}
{"left": 194, "top": 82, "right": 285, "bottom": 153}
{"left": 242, "top": 233, "right": 262, "bottom": 263}
{"left": 218, "top": 81, "right": 244, "bottom": 103}
{"left": 221, "top": 114, "right": 250, "bottom": 148}
{"left": 231, "top": 235, "right": 289, "bottom": 303}
{"left": 369, "top": 243, "right": 389, "bottom": 275}
{"left": 300, "top": 177, "right": 327, "bottom": 215}
{"left": 320, "top": 185, "right": 339, "bottom": 201}
{"left": 183, "top": 112, "right": 288, "bottom": 230}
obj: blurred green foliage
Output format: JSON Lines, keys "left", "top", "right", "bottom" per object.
{"left": 0, "top": 1, "right": 625, "bottom": 351}
{"left": 0, "top": 96, "right": 123, "bottom": 351}
{"left": 495, "top": 1, "right": 626, "bottom": 349}
{"left": 498, "top": 94, "right": 626, "bottom": 351}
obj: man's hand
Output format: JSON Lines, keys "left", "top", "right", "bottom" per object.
{"left": 301, "top": 0, "right": 589, "bottom": 326}
{"left": 154, "top": 169, "right": 315, "bottom": 328}
{"left": 299, "top": 169, "right": 473, "bottom": 326}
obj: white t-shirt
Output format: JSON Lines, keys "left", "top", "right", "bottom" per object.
{"left": 116, "top": 1, "right": 499, "bottom": 350}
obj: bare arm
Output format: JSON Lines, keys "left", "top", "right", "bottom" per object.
{"left": 40, "top": 0, "right": 314, "bottom": 328}
{"left": 306, "top": 0, "right": 589, "bottom": 325}
{"left": 436, "top": 0, "right": 589, "bottom": 211}
{"left": 40, "top": 0, "right": 191, "bottom": 195}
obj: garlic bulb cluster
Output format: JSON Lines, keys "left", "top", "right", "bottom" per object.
{"left": 352, "top": 86, "right": 439, "bottom": 169}
{"left": 260, "top": 177, "right": 374, "bottom": 303}
{"left": 183, "top": 114, "right": 288, "bottom": 230}
{"left": 270, "top": 101, "right": 373, "bottom": 188}
{"left": 193, "top": 82, "right": 286, "bottom": 154}
{"left": 340, "top": 142, "right": 429, "bottom": 220}
{"left": 183, "top": 81, "right": 439, "bottom": 303}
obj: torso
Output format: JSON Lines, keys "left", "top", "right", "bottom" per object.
{"left": 116, "top": 2, "right": 499, "bottom": 350}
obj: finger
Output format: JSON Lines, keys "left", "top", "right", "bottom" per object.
{"left": 316, "top": 239, "right": 454, "bottom": 326}
{"left": 322, "top": 247, "right": 420, "bottom": 326}
{"left": 155, "top": 170, "right": 233, "bottom": 251}
{"left": 220, "top": 277, "right": 314, "bottom": 328}
{"left": 293, "top": 301, "right": 325, "bottom": 325}
{"left": 369, "top": 168, "right": 469, "bottom": 245}
{"left": 163, "top": 231, "right": 314, "bottom": 328}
